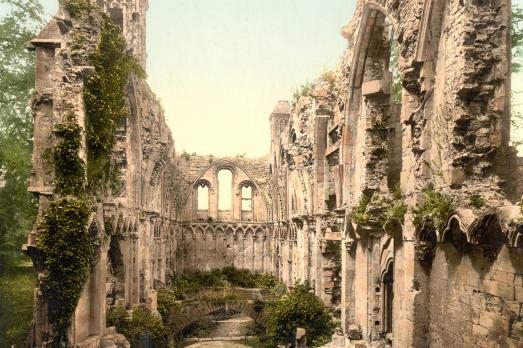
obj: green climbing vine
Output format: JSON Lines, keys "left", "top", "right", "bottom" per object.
{"left": 36, "top": 2, "right": 144, "bottom": 345}
{"left": 53, "top": 116, "right": 85, "bottom": 196}
{"left": 62, "top": 0, "right": 96, "bottom": 17}
{"left": 39, "top": 109, "right": 91, "bottom": 345}
{"left": 39, "top": 198, "right": 91, "bottom": 345}
{"left": 84, "top": 19, "right": 144, "bottom": 194}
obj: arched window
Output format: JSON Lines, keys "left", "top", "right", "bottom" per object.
{"left": 218, "top": 169, "right": 232, "bottom": 210}
{"left": 241, "top": 186, "right": 252, "bottom": 211}
{"left": 197, "top": 185, "right": 209, "bottom": 210}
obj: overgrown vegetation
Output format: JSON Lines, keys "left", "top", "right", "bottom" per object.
{"left": 84, "top": 18, "right": 144, "bottom": 193}
{"left": 512, "top": 4, "right": 523, "bottom": 151}
{"left": 54, "top": 118, "right": 85, "bottom": 196}
{"left": 292, "top": 81, "right": 313, "bottom": 103}
{"left": 469, "top": 194, "right": 486, "bottom": 209}
{"left": 0, "top": 256, "right": 35, "bottom": 347}
{"left": 160, "top": 267, "right": 279, "bottom": 301}
{"left": 266, "top": 282, "right": 334, "bottom": 347}
{"left": 413, "top": 187, "right": 455, "bottom": 232}
{"left": 383, "top": 186, "right": 408, "bottom": 227}
{"left": 0, "top": 0, "right": 43, "bottom": 269}
{"left": 63, "top": 0, "right": 96, "bottom": 17}
{"left": 38, "top": 198, "right": 92, "bottom": 344}
{"left": 349, "top": 187, "right": 407, "bottom": 229}
{"left": 107, "top": 305, "right": 168, "bottom": 348}
{"left": 349, "top": 195, "right": 370, "bottom": 224}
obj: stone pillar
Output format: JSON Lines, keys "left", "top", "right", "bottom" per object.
{"left": 393, "top": 218, "right": 430, "bottom": 348}
{"left": 341, "top": 240, "right": 356, "bottom": 334}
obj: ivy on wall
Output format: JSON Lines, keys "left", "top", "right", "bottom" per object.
{"left": 84, "top": 19, "right": 143, "bottom": 193}
{"left": 38, "top": 198, "right": 91, "bottom": 344}
{"left": 36, "top": 1, "right": 144, "bottom": 345}
{"left": 53, "top": 116, "right": 85, "bottom": 196}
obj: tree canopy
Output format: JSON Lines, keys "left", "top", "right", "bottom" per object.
{"left": 0, "top": 0, "right": 44, "bottom": 268}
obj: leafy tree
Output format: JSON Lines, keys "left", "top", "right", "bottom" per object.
{"left": 266, "top": 282, "right": 334, "bottom": 347}
{"left": 513, "top": 4, "right": 523, "bottom": 73}
{"left": 0, "top": 0, "right": 44, "bottom": 268}
{"left": 513, "top": 5, "right": 523, "bottom": 151}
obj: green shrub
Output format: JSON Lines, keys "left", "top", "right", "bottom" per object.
{"left": 383, "top": 186, "right": 407, "bottom": 228}
{"left": 413, "top": 187, "right": 455, "bottom": 232}
{"left": 267, "top": 282, "right": 334, "bottom": 347}
{"left": 292, "top": 81, "right": 313, "bottom": 103}
{"left": 108, "top": 306, "right": 167, "bottom": 348}
{"left": 469, "top": 194, "right": 485, "bottom": 209}
{"left": 349, "top": 195, "right": 370, "bottom": 224}
{"left": 157, "top": 288, "right": 181, "bottom": 317}
{"left": 63, "top": 0, "right": 96, "bottom": 16}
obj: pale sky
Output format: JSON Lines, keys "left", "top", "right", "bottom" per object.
{"left": 14, "top": 1, "right": 523, "bottom": 155}
{"left": 37, "top": 0, "right": 355, "bottom": 156}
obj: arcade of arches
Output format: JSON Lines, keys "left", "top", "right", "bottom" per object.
{"left": 23, "top": 0, "right": 523, "bottom": 347}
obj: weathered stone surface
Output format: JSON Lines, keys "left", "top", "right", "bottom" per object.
{"left": 24, "top": 0, "right": 523, "bottom": 347}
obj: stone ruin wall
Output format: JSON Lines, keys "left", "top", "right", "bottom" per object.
{"left": 267, "top": 0, "right": 523, "bottom": 347}
{"left": 25, "top": 1, "right": 177, "bottom": 346}
{"left": 23, "top": 0, "right": 523, "bottom": 347}
{"left": 173, "top": 155, "right": 274, "bottom": 275}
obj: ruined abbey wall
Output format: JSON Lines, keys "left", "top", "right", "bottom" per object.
{"left": 25, "top": 1, "right": 177, "bottom": 346}
{"left": 266, "top": 0, "right": 523, "bottom": 346}
{"left": 24, "top": 0, "right": 523, "bottom": 347}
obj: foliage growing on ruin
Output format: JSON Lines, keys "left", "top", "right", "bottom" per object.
{"left": 164, "top": 267, "right": 280, "bottom": 300}
{"left": 349, "top": 188, "right": 406, "bottom": 229}
{"left": 38, "top": 197, "right": 92, "bottom": 345}
{"left": 469, "top": 194, "right": 486, "bottom": 209}
{"left": 107, "top": 305, "right": 167, "bottom": 348}
{"left": 413, "top": 187, "right": 455, "bottom": 232}
{"left": 62, "top": 0, "right": 96, "bottom": 17}
{"left": 292, "top": 81, "right": 313, "bottom": 103}
{"left": 349, "top": 195, "right": 370, "bottom": 224}
{"left": 84, "top": 19, "right": 144, "bottom": 193}
{"left": 383, "top": 186, "right": 407, "bottom": 228}
{"left": 181, "top": 151, "right": 191, "bottom": 161}
{"left": 157, "top": 287, "right": 181, "bottom": 317}
{"left": 266, "top": 282, "right": 334, "bottom": 347}
{"left": 54, "top": 119, "right": 85, "bottom": 196}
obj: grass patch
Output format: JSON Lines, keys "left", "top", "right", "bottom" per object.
{"left": 0, "top": 256, "right": 35, "bottom": 347}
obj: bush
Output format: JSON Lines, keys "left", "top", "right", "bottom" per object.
{"left": 157, "top": 287, "right": 181, "bottom": 317}
{"left": 413, "top": 187, "right": 455, "bottom": 232}
{"left": 267, "top": 283, "right": 334, "bottom": 347}
{"left": 108, "top": 305, "right": 167, "bottom": 348}
{"left": 167, "top": 267, "right": 281, "bottom": 299}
